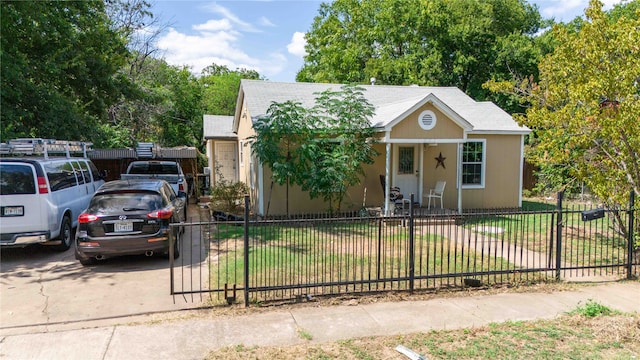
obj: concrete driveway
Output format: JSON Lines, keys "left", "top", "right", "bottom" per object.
{"left": 0, "top": 204, "right": 207, "bottom": 335}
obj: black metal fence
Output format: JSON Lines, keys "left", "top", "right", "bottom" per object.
{"left": 170, "top": 192, "right": 639, "bottom": 306}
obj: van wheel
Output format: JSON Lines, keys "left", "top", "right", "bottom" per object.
{"left": 55, "top": 216, "right": 72, "bottom": 251}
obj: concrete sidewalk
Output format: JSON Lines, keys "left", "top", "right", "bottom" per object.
{"left": 1, "top": 281, "right": 638, "bottom": 360}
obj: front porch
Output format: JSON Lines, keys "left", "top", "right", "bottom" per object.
{"left": 379, "top": 141, "right": 465, "bottom": 216}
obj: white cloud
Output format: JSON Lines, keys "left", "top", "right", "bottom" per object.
{"left": 259, "top": 16, "right": 275, "bottom": 27}
{"left": 538, "top": 0, "right": 584, "bottom": 19}
{"left": 287, "top": 32, "right": 307, "bottom": 57}
{"left": 203, "top": 3, "right": 261, "bottom": 33}
{"left": 193, "top": 19, "right": 233, "bottom": 32}
{"left": 537, "top": 0, "right": 624, "bottom": 21}
{"left": 156, "top": 20, "right": 288, "bottom": 78}
{"left": 152, "top": 3, "right": 313, "bottom": 80}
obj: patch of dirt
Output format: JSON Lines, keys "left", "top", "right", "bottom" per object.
{"left": 183, "top": 280, "right": 587, "bottom": 319}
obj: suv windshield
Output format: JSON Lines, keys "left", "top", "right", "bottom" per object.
{"left": 0, "top": 164, "right": 36, "bottom": 195}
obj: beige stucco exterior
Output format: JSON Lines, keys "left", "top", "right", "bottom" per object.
{"left": 462, "top": 134, "right": 524, "bottom": 208}
{"left": 230, "top": 96, "right": 525, "bottom": 216}
{"left": 201, "top": 81, "right": 532, "bottom": 216}
{"left": 390, "top": 103, "right": 465, "bottom": 140}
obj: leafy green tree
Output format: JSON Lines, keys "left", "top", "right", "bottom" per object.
{"left": 252, "top": 101, "right": 310, "bottom": 216}
{"left": 252, "top": 85, "right": 377, "bottom": 215}
{"left": 100, "top": 0, "right": 166, "bottom": 147}
{"left": 302, "top": 86, "right": 377, "bottom": 213}
{"left": 201, "top": 64, "right": 262, "bottom": 116}
{"left": 486, "top": 0, "right": 639, "bottom": 235}
{"left": 298, "top": 0, "right": 545, "bottom": 113}
{"left": 1, "top": 1, "right": 129, "bottom": 141}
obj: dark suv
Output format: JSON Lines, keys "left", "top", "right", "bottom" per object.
{"left": 74, "top": 179, "right": 185, "bottom": 266}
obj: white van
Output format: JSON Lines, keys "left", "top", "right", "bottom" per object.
{"left": 0, "top": 139, "right": 104, "bottom": 251}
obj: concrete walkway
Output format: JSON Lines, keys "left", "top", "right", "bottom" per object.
{"left": 1, "top": 281, "right": 638, "bottom": 360}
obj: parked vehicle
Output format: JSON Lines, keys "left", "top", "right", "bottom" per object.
{"left": 74, "top": 179, "right": 186, "bottom": 266}
{"left": 0, "top": 139, "right": 104, "bottom": 251}
{"left": 120, "top": 160, "right": 189, "bottom": 204}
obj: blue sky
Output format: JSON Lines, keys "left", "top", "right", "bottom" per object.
{"left": 150, "top": 0, "right": 623, "bottom": 82}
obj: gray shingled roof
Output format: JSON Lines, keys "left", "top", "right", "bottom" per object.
{"left": 239, "top": 80, "right": 529, "bottom": 134}
{"left": 203, "top": 115, "right": 236, "bottom": 139}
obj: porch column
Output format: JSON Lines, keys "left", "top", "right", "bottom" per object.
{"left": 457, "top": 142, "right": 463, "bottom": 213}
{"left": 385, "top": 142, "right": 391, "bottom": 215}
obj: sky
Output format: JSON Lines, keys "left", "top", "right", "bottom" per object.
{"left": 150, "top": 0, "right": 624, "bottom": 82}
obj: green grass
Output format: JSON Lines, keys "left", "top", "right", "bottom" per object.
{"left": 210, "top": 224, "right": 519, "bottom": 301}
{"left": 205, "top": 308, "right": 640, "bottom": 359}
{"left": 463, "top": 198, "right": 630, "bottom": 267}
{"left": 568, "top": 300, "right": 616, "bottom": 317}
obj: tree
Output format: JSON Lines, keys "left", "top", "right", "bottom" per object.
{"left": 252, "top": 101, "right": 310, "bottom": 216}
{"left": 201, "top": 64, "right": 262, "bottom": 116}
{"left": 101, "top": 0, "right": 170, "bottom": 147}
{"left": 302, "top": 86, "right": 377, "bottom": 213}
{"left": 297, "top": 0, "right": 545, "bottom": 113}
{"left": 157, "top": 66, "right": 203, "bottom": 148}
{"left": 486, "top": 0, "right": 639, "bottom": 238}
{"left": 251, "top": 85, "right": 377, "bottom": 216}
{"left": 1, "top": 1, "right": 129, "bottom": 141}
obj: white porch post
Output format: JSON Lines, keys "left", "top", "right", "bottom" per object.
{"left": 457, "top": 142, "right": 463, "bottom": 214}
{"left": 518, "top": 134, "right": 525, "bottom": 207}
{"left": 385, "top": 142, "right": 391, "bottom": 215}
{"left": 418, "top": 144, "right": 424, "bottom": 205}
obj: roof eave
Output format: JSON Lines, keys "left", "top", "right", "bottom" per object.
{"left": 468, "top": 129, "right": 531, "bottom": 135}
{"left": 382, "top": 93, "right": 474, "bottom": 132}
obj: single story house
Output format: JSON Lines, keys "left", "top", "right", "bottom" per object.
{"left": 205, "top": 80, "right": 530, "bottom": 216}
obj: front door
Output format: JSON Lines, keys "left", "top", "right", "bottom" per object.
{"left": 215, "top": 142, "right": 238, "bottom": 183}
{"left": 394, "top": 145, "right": 418, "bottom": 200}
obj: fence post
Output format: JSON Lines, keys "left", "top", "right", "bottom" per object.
{"left": 408, "top": 194, "right": 415, "bottom": 293}
{"left": 627, "top": 191, "right": 635, "bottom": 280}
{"left": 555, "top": 191, "right": 563, "bottom": 281}
{"left": 243, "top": 195, "right": 250, "bottom": 307}
{"left": 169, "top": 228, "right": 174, "bottom": 295}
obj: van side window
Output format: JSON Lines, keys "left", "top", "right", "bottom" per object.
{"left": 45, "top": 161, "right": 78, "bottom": 192}
{"left": 0, "top": 164, "right": 36, "bottom": 195}
{"left": 72, "top": 161, "right": 85, "bottom": 185}
{"left": 78, "top": 161, "right": 92, "bottom": 183}
{"left": 88, "top": 162, "right": 102, "bottom": 181}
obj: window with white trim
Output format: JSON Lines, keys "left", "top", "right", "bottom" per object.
{"left": 462, "top": 140, "right": 485, "bottom": 187}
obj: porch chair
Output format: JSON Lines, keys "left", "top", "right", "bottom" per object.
{"left": 379, "top": 175, "right": 411, "bottom": 214}
{"left": 425, "top": 181, "right": 446, "bottom": 209}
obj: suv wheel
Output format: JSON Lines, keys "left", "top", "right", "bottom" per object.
{"left": 55, "top": 216, "right": 72, "bottom": 251}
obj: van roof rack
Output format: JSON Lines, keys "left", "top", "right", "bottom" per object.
{"left": 0, "top": 138, "right": 92, "bottom": 159}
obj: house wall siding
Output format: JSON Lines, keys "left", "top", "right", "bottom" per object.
{"left": 230, "top": 88, "right": 525, "bottom": 216}
{"left": 390, "top": 103, "right": 464, "bottom": 140}
{"left": 422, "top": 143, "right": 458, "bottom": 208}
{"left": 462, "top": 134, "right": 522, "bottom": 208}
{"left": 237, "top": 103, "right": 259, "bottom": 214}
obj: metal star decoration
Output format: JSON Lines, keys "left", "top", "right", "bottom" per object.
{"left": 435, "top": 152, "right": 446, "bottom": 169}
